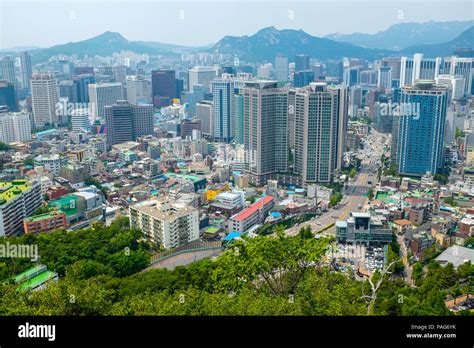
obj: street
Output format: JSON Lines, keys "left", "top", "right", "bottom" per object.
{"left": 286, "top": 128, "right": 389, "bottom": 236}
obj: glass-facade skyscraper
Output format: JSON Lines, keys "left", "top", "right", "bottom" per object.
{"left": 396, "top": 81, "right": 448, "bottom": 176}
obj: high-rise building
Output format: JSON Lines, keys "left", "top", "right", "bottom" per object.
{"left": 129, "top": 199, "right": 199, "bottom": 249}
{"left": 233, "top": 93, "right": 244, "bottom": 144}
{"left": 125, "top": 75, "right": 151, "bottom": 105}
{"left": 243, "top": 80, "right": 288, "bottom": 186}
{"left": 396, "top": 81, "right": 448, "bottom": 176}
{"left": 19, "top": 52, "right": 33, "bottom": 90}
{"left": 70, "top": 107, "right": 90, "bottom": 133}
{"left": 295, "top": 54, "right": 310, "bottom": 72}
{"left": 293, "top": 83, "right": 348, "bottom": 184}
{"left": 212, "top": 75, "right": 234, "bottom": 143}
{"left": 151, "top": 69, "right": 176, "bottom": 107}
{"left": 400, "top": 54, "right": 441, "bottom": 87}
{"left": 0, "top": 112, "right": 32, "bottom": 144}
{"left": 0, "top": 56, "right": 16, "bottom": 85}
{"left": 73, "top": 74, "right": 95, "bottom": 103}
{"left": 59, "top": 80, "right": 78, "bottom": 103}
{"left": 188, "top": 66, "right": 216, "bottom": 92}
{"left": 0, "top": 179, "right": 42, "bottom": 237}
{"left": 105, "top": 101, "right": 154, "bottom": 146}
{"left": 0, "top": 80, "right": 19, "bottom": 112}
{"left": 88, "top": 82, "right": 123, "bottom": 121}
{"left": 293, "top": 70, "right": 315, "bottom": 87}
{"left": 31, "top": 73, "right": 60, "bottom": 127}
{"left": 196, "top": 100, "right": 213, "bottom": 138}
{"left": 440, "top": 56, "right": 473, "bottom": 97}
{"left": 377, "top": 66, "right": 392, "bottom": 89}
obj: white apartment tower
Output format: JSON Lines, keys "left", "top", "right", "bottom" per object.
{"left": 129, "top": 199, "right": 199, "bottom": 249}
{"left": 31, "top": 73, "right": 60, "bottom": 127}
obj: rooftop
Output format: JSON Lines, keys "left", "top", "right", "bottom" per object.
{"left": 232, "top": 196, "right": 273, "bottom": 222}
{"left": 0, "top": 180, "right": 31, "bottom": 204}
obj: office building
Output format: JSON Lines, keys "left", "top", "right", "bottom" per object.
{"left": 19, "top": 52, "right": 33, "bottom": 90}
{"left": 0, "top": 112, "right": 32, "bottom": 144}
{"left": 125, "top": 75, "right": 151, "bottom": 104}
{"left": 440, "top": 56, "right": 473, "bottom": 97}
{"left": 151, "top": 69, "right": 176, "bottom": 107}
{"left": 243, "top": 80, "right": 288, "bottom": 186}
{"left": 0, "top": 56, "right": 15, "bottom": 84}
{"left": 188, "top": 66, "right": 216, "bottom": 92}
{"left": 88, "top": 82, "right": 122, "bottom": 121}
{"left": 396, "top": 81, "right": 448, "bottom": 176}
{"left": 233, "top": 93, "right": 244, "bottom": 144}
{"left": 31, "top": 73, "right": 60, "bottom": 127}
{"left": 293, "top": 70, "right": 315, "bottom": 87}
{"left": 73, "top": 74, "right": 95, "bottom": 103}
{"left": 71, "top": 107, "right": 90, "bottom": 133}
{"left": 377, "top": 66, "right": 392, "bottom": 89}
{"left": 0, "top": 180, "right": 42, "bottom": 237}
{"left": 105, "top": 101, "right": 154, "bottom": 146}
{"left": 212, "top": 75, "right": 234, "bottom": 142}
{"left": 293, "top": 83, "right": 348, "bottom": 184}
{"left": 0, "top": 80, "right": 19, "bottom": 112}
{"left": 295, "top": 54, "right": 310, "bottom": 72}
{"left": 129, "top": 199, "right": 199, "bottom": 249}
{"left": 274, "top": 55, "right": 289, "bottom": 82}
{"left": 196, "top": 101, "right": 213, "bottom": 138}
{"left": 400, "top": 54, "right": 441, "bottom": 87}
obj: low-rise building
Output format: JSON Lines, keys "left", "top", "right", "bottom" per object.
{"left": 23, "top": 211, "right": 68, "bottom": 234}
{"left": 336, "top": 212, "right": 392, "bottom": 244}
{"left": 228, "top": 195, "right": 274, "bottom": 233}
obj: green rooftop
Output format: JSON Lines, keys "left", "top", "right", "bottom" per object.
{"left": 17, "top": 270, "right": 57, "bottom": 292}
{"left": 205, "top": 227, "right": 219, "bottom": 234}
{"left": 48, "top": 195, "right": 80, "bottom": 216}
{"left": 24, "top": 211, "right": 62, "bottom": 222}
{"left": 15, "top": 264, "right": 46, "bottom": 283}
{"left": 0, "top": 180, "right": 30, "bottom": 205}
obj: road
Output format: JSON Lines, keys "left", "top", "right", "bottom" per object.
{"left": 285, "top": 128, "right": 389, "bottom": 237}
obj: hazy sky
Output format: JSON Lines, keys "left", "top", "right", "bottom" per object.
{"left": 0, "top": 0, "right": 473, "bottom": 49}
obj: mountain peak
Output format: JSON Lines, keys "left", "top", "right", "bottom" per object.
{"left": 93, "top": 31, "right": 128, "bottom": 42}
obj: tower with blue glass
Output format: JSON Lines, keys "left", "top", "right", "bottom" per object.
{"left": 396, "top": 81, "right": 448, "bottom": 176}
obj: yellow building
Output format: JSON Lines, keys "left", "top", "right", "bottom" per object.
{"left": 206, "top": 183, "right": 229, "bottom": 201}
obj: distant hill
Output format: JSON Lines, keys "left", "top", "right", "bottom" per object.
{"left": 210, "top": 26, "right": 389, "bottom": 62}
{"left": 325, "top": 20, "right": 474, "bottom": 51}
{"left": 27, "top": 32, "right": 185, "bottom": 63}
{"left": 403, "top": 26, "right": 474, "bottom": 57}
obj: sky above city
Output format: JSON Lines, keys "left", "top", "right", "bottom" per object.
{"left": 0, "top": 0, "right": 473, "bottom": 50}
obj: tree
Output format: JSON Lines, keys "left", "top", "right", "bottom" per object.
{"left": 0, "top": 142, "right": 10, "bottom": 152}
{"left": 329, "top": 193, "right": 343, "bottom": 207}
{"left": 349, "top": 167, "right": 357, "bottom": 179}
{"left": 213, "top": 226, "right": 330, "bottom": 295}
{"left": 298, "top": 226, "right": 313, "bottom": 240}
{"left": 360, "top": 260, "right": 400, "bottom": 315}
{"left": 23, "top": 157, "right": 34, "bottom": 167}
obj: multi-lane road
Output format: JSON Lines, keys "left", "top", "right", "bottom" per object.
{"left": 285, "top": 128, "right": 389, "bottom": 237}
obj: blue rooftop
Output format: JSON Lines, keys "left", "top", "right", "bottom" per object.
{"left": 224, "top": 232, "right": 242, "bottom": 242}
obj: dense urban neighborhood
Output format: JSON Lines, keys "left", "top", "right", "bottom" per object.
{"left": 0, "top": 13, "right": 473, "bottom": 320}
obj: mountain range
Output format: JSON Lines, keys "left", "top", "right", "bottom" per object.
{"left": 325, "top": 20, "right": 474, "bottom": 51}
{"left": 4, "top": 20, "right": 473, "bottom": 64}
